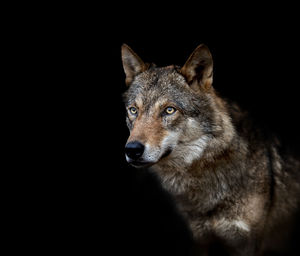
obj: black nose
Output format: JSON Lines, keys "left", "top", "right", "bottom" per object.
{"left": 125, "top": 141, "right": 145, "bottom": 160}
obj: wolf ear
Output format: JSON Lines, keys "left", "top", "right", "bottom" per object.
{"left": 121, "top": 44, "right": 147, "bottom": 86}
{"left": 181, "top": 44, "right": 213, "bottom": 90}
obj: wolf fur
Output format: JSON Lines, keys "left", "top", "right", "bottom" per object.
{"left": 121, "top": 43, "right": 300, "bottom": 255}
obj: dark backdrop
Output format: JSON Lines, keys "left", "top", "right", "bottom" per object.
{"left": 45, "top": 8, "right": 300, "bottom": 255}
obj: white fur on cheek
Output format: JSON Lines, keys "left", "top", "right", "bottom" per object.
{"left": 233, "top": 220, "right": 250, "bottom": 232}
{"left": 161, "top": 131, "right": 180, "bottom": 152}
{"left": 182, "top": 135, "right": 209, "bottom": 165}
{"left": 214, "top": 218, "right": 250, "bottom": 233}
{"left": 142, "top": 131, "right": 180, "bottom": 163}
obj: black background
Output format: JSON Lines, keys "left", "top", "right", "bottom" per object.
{"left": 41, "top": 6, "right": 300, "bottom": 255}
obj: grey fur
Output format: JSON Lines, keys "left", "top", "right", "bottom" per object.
{"left": 122, "top": 44, "right": 300, "bottom": 255}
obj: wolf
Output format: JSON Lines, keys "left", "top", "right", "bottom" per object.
{"left": 121, "top": 43, "right": 300, "bottom": 255}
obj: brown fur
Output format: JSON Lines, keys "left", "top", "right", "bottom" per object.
{"left": 121, "top": 44, "right": 300, "bottom": 255}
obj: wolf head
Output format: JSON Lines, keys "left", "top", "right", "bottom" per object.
{"left": 122, "top": 44, "right": 234, "bottom": 169}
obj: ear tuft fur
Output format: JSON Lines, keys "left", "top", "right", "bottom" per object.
{"left": 181, "top": 44, "right": 213, "bottom": 90}
{"left": 121, "top": 44, "right": 147, "bottom": 86}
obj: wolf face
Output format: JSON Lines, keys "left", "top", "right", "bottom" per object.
{"left": 122, "top": 44, "right": 230, "bottom": 169}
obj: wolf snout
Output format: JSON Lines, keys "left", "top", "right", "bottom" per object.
{"left": 125, "top": 141, "right": 145, "bottom": 161}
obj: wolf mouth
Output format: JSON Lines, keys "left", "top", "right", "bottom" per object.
{"left": 161, "top": 148, "right": 173, "bottom": 159}
{"left": 129, "top": 148, "right": 173, "bottom": 168}
{"left": 130, "top": 161, "right": 154, "bottom": 168}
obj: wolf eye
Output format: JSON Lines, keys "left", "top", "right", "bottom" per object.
{"left": 165, "top": 107, "right": 176, "bottom": 115}
{"left": 129, "top": 107, "right": 138, "bottom": 115}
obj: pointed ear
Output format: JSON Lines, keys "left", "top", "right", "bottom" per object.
{"left": 181, "top": 44, "right": 213, "bottom": 90}
{"left": 121, "top": 44, "right": 147, "bottom": 86}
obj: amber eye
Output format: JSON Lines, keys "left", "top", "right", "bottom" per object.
{"left": 129, "top": 107, "right": 138, "bottom": 115}
{"left": 165, "top": 107, "right": 176, "bottom": 115}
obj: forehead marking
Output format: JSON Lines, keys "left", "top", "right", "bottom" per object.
{"left": 134, "top": 96, "right": 143, "bottom": 108}
{"left": 134, "top": 95, "right": 170, "bottom": 115}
